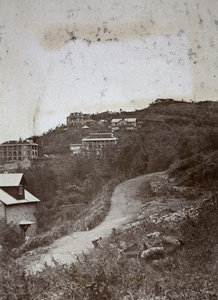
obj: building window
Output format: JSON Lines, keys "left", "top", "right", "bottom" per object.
{"left": 19, "top": 185, "right": 23, "bottom": 195}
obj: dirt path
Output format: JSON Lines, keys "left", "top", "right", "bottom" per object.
{"left": 24, "top": 173, "right": 156, "bottom": 273}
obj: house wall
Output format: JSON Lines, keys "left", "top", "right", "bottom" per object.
{"left": 5, "top": 203, "right": 38, "bottom": 236}
{"left": 0, "top": 201, "right": 5, "bottom": 219}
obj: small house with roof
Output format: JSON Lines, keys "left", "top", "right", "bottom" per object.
{"left": 0, "top": 173, "right": 40, "bottom": 236}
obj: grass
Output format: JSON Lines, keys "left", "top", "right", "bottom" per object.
{"left": 1, "top": 186, "right": 218, "bottom": 299}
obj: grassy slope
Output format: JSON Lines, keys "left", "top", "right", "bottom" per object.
{"left": 2, "top": 100, "right": 218, "bottom": 299}
{"left": 2, "top": 173, "right": 218, "bottom": 299}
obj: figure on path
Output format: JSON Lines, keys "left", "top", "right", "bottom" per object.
{"left": 92, "top": 237, "right": 102, "bottom": 249}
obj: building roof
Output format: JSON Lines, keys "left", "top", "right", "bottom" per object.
{"left": 111, "top": 118, "right": 137, "bottom": 123}
{"left": 83, "top": 133, "right": 117, "bottom": 141}
{"left": 125, "top": 118, "right": 137, "bottom": 122}
{"left": 111, "top": 119, "right": 122, "bottom": 123}
{"left": 70, "top": 144, "right": 82, "bottom": 147}
{"left": 85, "top": 119, "right": 97, "bottom": 123}
{"left": 19, "top": 220, "right": 35, "bottom": 225}
{"left": 0, "top": 188, "right": 40, "bottom": 205}
{"left": 1, "top": 140, "right": 38, "bottom": 146}
{"left": 83, "top": 137, "right": 117, "bottom": 141}
{"left": 0, "top": 173, "right": 24, "bottom": 187}
{"left": 82, "top": 133, "right": 117, "bottom": 141}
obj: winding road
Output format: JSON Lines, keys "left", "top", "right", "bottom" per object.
{"left": 25, "top": 173, "right": 155, "bottom": 273}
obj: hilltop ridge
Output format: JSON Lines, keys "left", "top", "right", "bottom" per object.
{"left": 32, "top": 99, "right": 218, "bottom": 155}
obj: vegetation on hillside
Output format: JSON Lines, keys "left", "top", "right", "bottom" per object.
{"left": 1, "top": 99, "right": 218, "bottom": 299}
{"left": 9, "top": 100, "right": 218, "bottom": 234}
{"left": 2, "top": 183, "right": 218, "bottom": 299}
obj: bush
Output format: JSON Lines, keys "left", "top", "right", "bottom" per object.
{"left": 0, "top": 221, "right": 24, "bottom": 250}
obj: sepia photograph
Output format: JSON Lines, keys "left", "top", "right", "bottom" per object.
{"left": 0, "top": 1, "right": 218, "bottom": 299}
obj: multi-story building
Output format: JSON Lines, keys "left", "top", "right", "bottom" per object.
{"left": 82, "top": 133, "right": 118, "bottom": 154}
{"left": 0, "top": 140, "right": 38, "bottom": 162}
{"left": 66, "top": 112, "right": 90, "bottom": 127}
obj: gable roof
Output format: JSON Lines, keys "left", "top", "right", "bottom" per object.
{"left": 0, "top": 173, "right": 24, "bottom": 187}
{"left": 0, "top": 188, "right": 40, "bottom": 205}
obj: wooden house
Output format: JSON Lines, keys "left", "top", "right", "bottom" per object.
{"left": 0, "top": 173, "right": 40, "bottom": 237}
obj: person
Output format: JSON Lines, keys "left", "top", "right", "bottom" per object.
{"left": 25, "top": 235, "right": 30, "bottom": 243}
{"left": 92, "top": 237, "right": 102, "bottom": 249}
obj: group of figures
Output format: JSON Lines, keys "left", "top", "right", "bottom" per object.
{"left": 92, "top": 234, "right": 185, "bottom": 261}
{"left": 119, "top": 235, "right": 185, "bottom": 261}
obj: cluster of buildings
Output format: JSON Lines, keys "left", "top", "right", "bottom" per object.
{"left": 0, "top": 140, "right": 38, "bottom": 162}
{"left": 67, "top": 112, "right": 140, "bottom": 156}
{"left": 66, "top": 112, "right": 139, "bottom": 132}
{"left": 0, "top": 111, "right": 140, "bottom": 236}
{"left": 0, "top": 112, "right": 139, "bottom": 161}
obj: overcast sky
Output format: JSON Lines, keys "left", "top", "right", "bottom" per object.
{"left": 0, "top": 0, "right": 218, "bottom": 143}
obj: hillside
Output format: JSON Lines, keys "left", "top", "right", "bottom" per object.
{"left": 32, "top": 99, "right": 218, "bottom": 156}
{"left": 2, "top": 172, "right": 218, "bottom": 299}
{"left": 9, "top": 99, "right": 217, "bottom": 234}
{"left": 1, "top": 99, "right": 218, "bottom": 299}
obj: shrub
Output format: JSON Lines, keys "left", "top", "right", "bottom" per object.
{"left": 0, "top": 221, "right": 24, "bottom": 250}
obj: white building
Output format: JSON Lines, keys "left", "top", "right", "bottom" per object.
{"left": 82, "top": 133, "right": 118, "bottom": 154}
